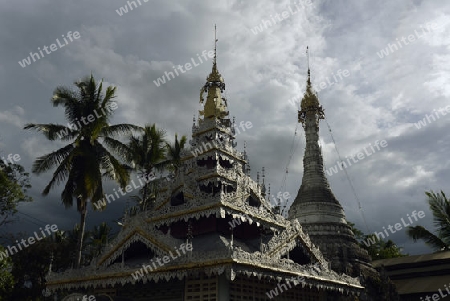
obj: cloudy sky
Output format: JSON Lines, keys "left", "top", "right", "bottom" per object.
{"left": 1, "top": 0, "right": 449, "bottom": 255}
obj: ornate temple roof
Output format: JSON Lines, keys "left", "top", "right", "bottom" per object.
{"left": 46, "top": 215, "right": 361, "bottom": 292}
{"left": 46, "top": 43, "right": 363, "bottom": 297}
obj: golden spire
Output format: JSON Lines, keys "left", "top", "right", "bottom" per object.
{"left": 199, "top": 25, "right": 227, "bottom": 119}
{"left": 298, "top": 46, "right": 323, "bottom": 124}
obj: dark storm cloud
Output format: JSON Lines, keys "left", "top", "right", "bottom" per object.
{"left": 0, "top": 0, "right": 449, "bottom": 256}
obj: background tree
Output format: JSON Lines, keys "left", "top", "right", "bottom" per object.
{"left": 61, "top": 224, "right": 89, "bottom": 267}
{"left": 0, "top": 245, "right": 14, "bottom": 300}
{"left": 86, "top": 222, "right": 113, "bottom": 262}
{"left": 24, "top": 75, "right": 139, "bottom": 267}
{"left": 164, "top": 134, "right": 187, "bottom": 175}
{"left": 348, "top": 221, "right": 406, "bottom": 260}
{"left": 126, "top": 124, "right": 166, "bottom": 211}
{"left": 407, "top": 190, "right": 450, "bottom": 251}
{"left": 7, "top": 222, "right": 114, "bottom": 300}
{"left": 7, "top": 232, "right": 52, "bottom": 301}
{"left": 0, "top": 154, "right": 30, "bottom": 300}
{"left": 0, "top": 161, "right": 32, "bottom": 227}
{"left": 46, "top": 229, "right": 76, "bottom": 272}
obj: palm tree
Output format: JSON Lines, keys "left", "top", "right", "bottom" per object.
{"left": 165, "top": 134, "right": 187, "bottom": 175}
{"left": 46, "top": 229, "right": 74, "bottom": 272}
{"left": 24, "top": 75, "right": 139, "bottom": 267}
{"left": 64, "top": 224, "right": 87, "bottom": 266}
{"left": 406, "top": 190, "right": 450, "bottom": 251}
{"left": 125, "top": 133, "right": 186, "bottom": 213}
{"left": 126, "top": 124, "right": 166, "bottom": 210}
{"left": 87, "top": 222, "right": 113, "bottom": 260}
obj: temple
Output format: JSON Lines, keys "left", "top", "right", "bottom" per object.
{"left": 46, "top": 41, "right": 396, "bottom": 300}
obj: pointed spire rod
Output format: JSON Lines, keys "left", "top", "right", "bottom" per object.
{"left": 306, "top": 46, "right": 309, "bottom": 69}
{"left": 306, "top": 46, "right": 310, "bottom": 82}
{"left": 205, "top": 24, "right": 223, "bottom": 84}
{"left": 214, "top": 24, "right": 218, "bottom": 64}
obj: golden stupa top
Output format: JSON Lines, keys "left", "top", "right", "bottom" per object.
{"left": 199, "top": 25, "right": 228, "bottom": 119}
{"left": 300, "top": 70, "right": 320, "bottom": 110}
{"left": 207, "top": 60, "right": 224, "bottom": 83}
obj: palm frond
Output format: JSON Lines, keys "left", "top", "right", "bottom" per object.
{"left": 51, "top": 86, "right": 83, "bottom": 124}
{"left": 164, "top": 134, "right": 187, "bottom": 172}
{"left": 102, "top": 136, "right": 132, "bottom": 161}
{"left": 42, "top": 153, "right": 73, "bottom": 196}
{"left": 100, "top": 124, "right": 142, "bottom": 138}
{"left": 50, "top": 86, "right": 78, "bottom": 108}
{"left": 24, "top": 123, "right": 78, "bottom": 141}
{"left": 91, "top": 175, "right": 104, "bottom": 204}
{"left": 98, "top": 144, "right": 130, "bottom": 189}
{"left": 102, "top": 86, "right": 117, "bottom": 107}
{"left": 406, "top": 225, "right": 449, "bottom": 251}
{"left": 426, "top": 190, "right": 450, "bottom": 243}
{"left": 32, "top": 144, "right": 74, "bottom": 175}
{"left": 60, "top": 170, "right": 76, "bottom": 209}
{"left": 96, "top": 81, "right": 103, "bottom": 104}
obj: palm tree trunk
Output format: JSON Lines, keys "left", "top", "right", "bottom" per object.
{"left": 141, "top": 170, "right": 152, "bottom": 210}
{"left": 75, "top": 205, "right": 87, "bottom": 268}
{"left": 142, "top": 175, "right": 148, "bottom": 211}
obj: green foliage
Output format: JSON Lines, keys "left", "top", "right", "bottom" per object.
{"left": 362, "top": 235, "right": 406, "bottom": 260}
{"left": 126, "top": 124, "right": 167, "bottom": 210}
{"left": 0, "top": 161, "right": 32, "bottom": 227}
{"left": 6, "top": 222, "right": 115, "bottom": 300}
{"left": 347, "top": 221, "right": 364, "bottom": 240}
{"left": 165, "top": 134, "right": 187, "bottom": 174}
{"left": 0, "top": 245, "right": 14, "bottom": 300}
{"left": 406, "top": 190, "right": 450, "bottom": 251}
{"left": 124, "top": 127, "right": 187, "bottom": 211}
{"left": 7, "top": 231, "right": 74, "bottom": 300}
{"left": 85, "top": 222, "right": 113, "bottom": 261}
{"left": 347, "top": 221, "right": 406, "bottom": 260}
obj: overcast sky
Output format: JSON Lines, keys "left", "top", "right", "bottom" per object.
{"left": 1, "top": 0, "right": 449, "bottom": 256}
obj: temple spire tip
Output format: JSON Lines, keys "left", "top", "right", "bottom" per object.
{"left": 206, "top": 24, "right": 223, "bottom": 83}
{"left": 214, "top": 24, "right": 218, "bottom": 65}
